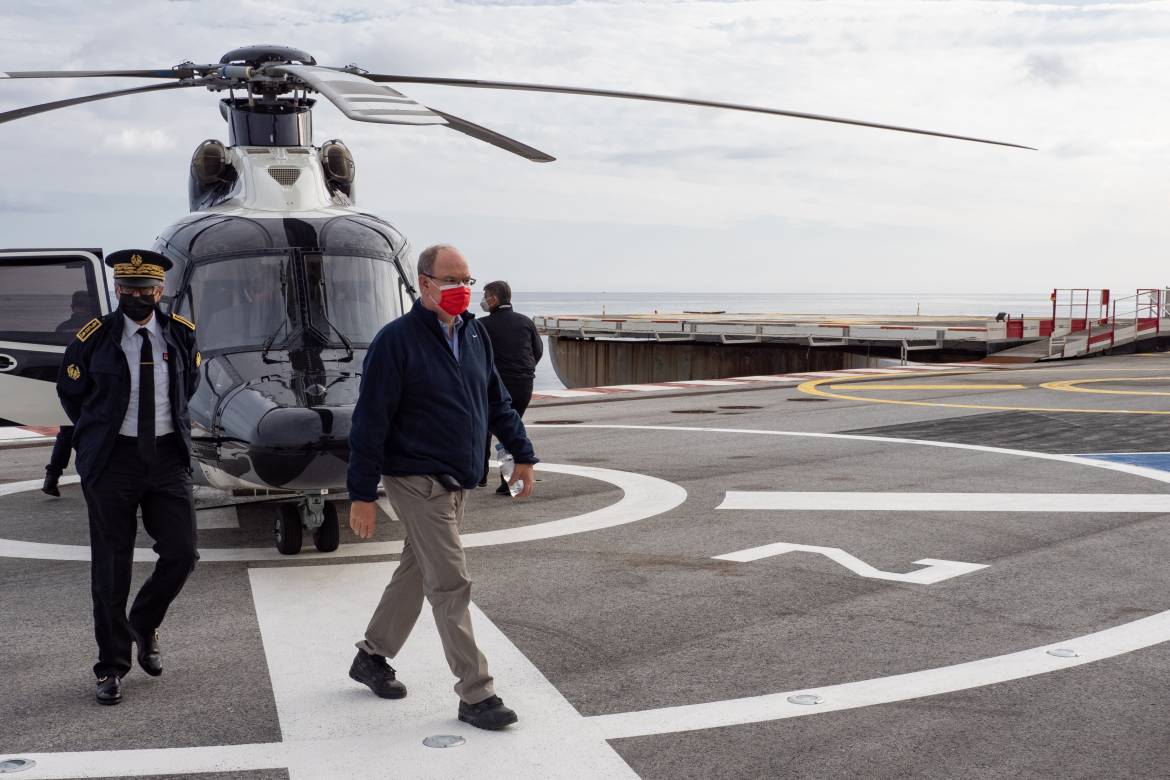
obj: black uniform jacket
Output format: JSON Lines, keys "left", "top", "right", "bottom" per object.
{"left": 478, "top": 305, "right": 544, "bottom": 381}
{"left": 57, "top": 310, "right": 200, "bottom": 482}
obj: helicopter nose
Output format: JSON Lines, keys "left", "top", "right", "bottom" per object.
{"left": 254, "top": 406, "right": 353, "bottom": 448}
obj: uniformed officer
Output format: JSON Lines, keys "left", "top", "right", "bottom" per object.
{"left": 56, "top": 249, "right": 201, "bottom": 706}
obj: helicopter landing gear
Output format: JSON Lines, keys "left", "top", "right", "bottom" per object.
{"left": 314, "top": 502, "right": 341, "bottom": 553}
{"left": 273, "top": 491, "right": 340, "bottom": 555}
{"left": 275, "top": 503, "right": 302, "bottom": 555}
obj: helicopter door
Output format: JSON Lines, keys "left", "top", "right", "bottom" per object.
{"left": 0, "top": 249, "right": 110, "bottom": 426}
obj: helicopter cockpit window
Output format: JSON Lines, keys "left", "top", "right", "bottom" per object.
{"left": 0, "top": 260, "right": 100, "bottom": 346}
{"left": 184, "top": 255, "right": 291, "bottom": 352}
{"left": 303, "top": 254, "right": 401, "bottom": 345}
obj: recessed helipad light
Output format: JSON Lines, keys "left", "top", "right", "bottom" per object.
{"left": 1047, "top": 648, "right": 1079, "bottom": 658}
{"left": 787, "top": 693, "right": 824, "bottom": 705}
{"left": 423, "top": 735, "right": 466, "bottom": 748}
{"left": 0, "top": 759, "right": 35, "bottom": 774}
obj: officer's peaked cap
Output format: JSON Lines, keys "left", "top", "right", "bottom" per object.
{"left": 106, "top": 249, "right": 172, "bottom": 288}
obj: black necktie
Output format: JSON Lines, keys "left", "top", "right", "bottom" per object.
{"left": 137, "top": 327, "right": 155, "bottom": 459}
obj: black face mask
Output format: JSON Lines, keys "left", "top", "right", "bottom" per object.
{"left": 118, "top": 293, "right": 156, "bottom": 322}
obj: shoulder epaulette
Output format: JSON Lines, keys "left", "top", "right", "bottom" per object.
{"left": 170, "top": 313, "right": 196, "bottom": 331}
{"left": 76, "top": 318, "right": 102, "bottom": 343}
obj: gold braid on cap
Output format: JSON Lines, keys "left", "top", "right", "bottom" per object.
{"left": 113, "top": 262, "right": 166, "bottom": 281}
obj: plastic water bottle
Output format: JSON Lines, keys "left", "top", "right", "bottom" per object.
{"left": 495, "top": 443, "right": 522, "bottom": 497}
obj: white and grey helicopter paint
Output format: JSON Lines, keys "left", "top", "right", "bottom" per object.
{"left": 0, "top": 45, "right": 1031, "bottom": 554}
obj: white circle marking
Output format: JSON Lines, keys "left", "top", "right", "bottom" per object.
{"left": 0, "top": 462, "right": 687, "bottom": 562}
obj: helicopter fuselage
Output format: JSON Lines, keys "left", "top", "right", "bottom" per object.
{"left": 156, "top": 140, "right": 416, "bottom": 492}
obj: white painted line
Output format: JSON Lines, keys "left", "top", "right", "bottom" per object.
{"left": 1, "top": 743, "right": 287, "bottom": 779}
{"left": 528, "top": 424, "right": 1170, "bottom": 488}
{"left": 3, "top": 562, "right": 638, "bottom": 779}
{"left": 604, "top": 384, "right": 673, "bottom": 392}
{"left": 250, "top": 562, "right": 636, "bottom": 779}
{"left": 0, "top": 428, "right": 51, "bottom": 442}
{"left": 589, "top": 608, "right": 1170, "bottom": 739}
{"left": 668, "top": 379, "right": 747, "bottom": 386}
{"left": 795, "top": 371, "right": 864, "bottom": 378}
{"left": 718, "top": 491, "right": 1170, "bottom": 513}
{"left": 726, "top": 376, "right": 801, "bottom": 383}
{"left": 713, "top": 542, "right": 988, "bottom": 584}
{"left": 1080, "top": 451, "right": 1170, "bottom": 456}
{"left": 0, "top": 478, "right": 238, "bottom": 530}
{"left": 0, "top": 462, "right": 686, "bottom": 562}
{"left": 528, "top": 388, "right": 603, "bottom": 398}
{"left": 0, "top": 476, "right": 80, "bottom": 497}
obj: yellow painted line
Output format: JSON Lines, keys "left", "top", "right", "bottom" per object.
{"left": 799, "top": 375, "right": 1170, "bottom": 415}
{"left": 1040, "top": 376, "right": 1170, "bottom": 398}
{"left": 827, "top": 383, "right": 1025, "bottom": 391}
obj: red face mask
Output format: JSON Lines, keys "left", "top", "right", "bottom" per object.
{"left": 436, "top": 283, "right": 472, "bottom": 316}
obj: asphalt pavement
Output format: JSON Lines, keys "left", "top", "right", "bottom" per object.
{"left": 2, "top": 354, "right": 1169, "bottom": 779}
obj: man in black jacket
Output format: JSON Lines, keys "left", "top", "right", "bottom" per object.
{"left": 478, "top": 280, "right": 544, "bottom": 493}
{"left": 56, "top": 249, "right": 201, "bottom": 706}
{"left": 346, "top": 244, "right": 537, "bottom": 730}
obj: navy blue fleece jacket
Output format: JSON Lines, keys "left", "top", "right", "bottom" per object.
{"left": 347, "top": 299, "right": 538, "bottom": 501}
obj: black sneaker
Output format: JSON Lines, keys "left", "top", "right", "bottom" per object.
{"left": 349, "top": 649, "right": 406, "bottom": 699}
{"left": 458, "top": 695, "right": 518, "bottom": 730}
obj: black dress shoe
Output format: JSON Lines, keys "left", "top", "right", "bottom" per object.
{"left": 41, "top": 471, "right": 61, "bottom": 497}
{"left": 495, "top": 482, "right": 511, "bottom": 495}
{"left": 131, "top": 626, "right": 162, "bottom": 676}
{"left": 349, "top": 649, "right": 406, "bottom": 699}
{"left": 458, "top": 695, "right": 518, "bottom": 730}
{"left": 96, "top": 675, "right": 122, "bottom": 705}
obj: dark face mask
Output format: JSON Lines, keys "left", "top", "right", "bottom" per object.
{"left": 118, "top": 293, "right": 156, "bottom": 322}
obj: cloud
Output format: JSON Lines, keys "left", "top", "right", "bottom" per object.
{"left": 1024, "top": 52, "right": 1078, "bottom": 87}
{"left": 2, "top": 1, "right": 1170, "bottom": 294}
{"left": 0, "top": 192, "right": 51, "bottom": 214}
{"left": 602, "top": 143, "right": 799, "bottom": 165}
{"left": 102, "top": 127, "right": 178, "bottom": 154}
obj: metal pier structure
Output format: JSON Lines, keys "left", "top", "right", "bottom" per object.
{"left": 536, "top": 288, "right": 1170, "bottom": 388}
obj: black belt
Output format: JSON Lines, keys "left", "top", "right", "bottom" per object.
{"left": 116, "top": 433, "right": 179, "bottom": 445}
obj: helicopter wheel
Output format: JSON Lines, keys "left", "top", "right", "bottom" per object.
{"left": 275, "top": 503, "right": 303, "bottom": 555}
{"left": 314, "top": 502, "right": 341, "bottom": 553}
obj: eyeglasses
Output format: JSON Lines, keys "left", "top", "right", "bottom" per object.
{"left": 115, "top": 285, "right": 161, "bottom": 297}
{"left": 421, "top": 272, "right": 476, "bottom": 287}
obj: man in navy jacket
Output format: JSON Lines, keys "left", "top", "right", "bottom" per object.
{"left": 346, "top": 243, "right": 537, "bottom": 731}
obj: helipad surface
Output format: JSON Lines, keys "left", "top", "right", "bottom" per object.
{"left": 2, "top": 353, "right": 1169, "bottom": 779}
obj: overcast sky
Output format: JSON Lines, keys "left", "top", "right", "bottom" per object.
{"left": 2, "top": 0, "right": 1169, "bottom": 298}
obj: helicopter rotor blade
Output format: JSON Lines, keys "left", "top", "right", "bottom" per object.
{"left": 270, "top": 65, "right": 553, "bottom": 161}
{"left": 361, "top": 74, "right": 1035, "bottom": 151}
{"left": 0, "top": 69, "right": 186, "bottom": 80}
{"left": 266, "top": 64, "right": 446, "bottom": 125}
{"left": 0, "top": 81, "right": 203, "bottom": 125}
{"left": 427, "top": 107, "right": 555, "bottom": 162}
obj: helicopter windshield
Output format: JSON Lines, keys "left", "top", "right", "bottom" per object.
{"left": 303, "top": 254, "right": 402, "bottom": 345}
{"left": 182, "top": 255, "right": 290, "bottom": 353}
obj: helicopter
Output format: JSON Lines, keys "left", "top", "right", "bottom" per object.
{"left": 0, "top": 44, "right": 1031, "bottom": 555}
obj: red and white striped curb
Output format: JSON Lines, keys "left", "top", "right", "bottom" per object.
{"left": 530, "top": 362, "right": 1003, "bottom": 402}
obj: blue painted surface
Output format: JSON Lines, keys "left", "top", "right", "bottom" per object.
{"left": 1080, "top": 452, "right": 1170, "bottom": 473}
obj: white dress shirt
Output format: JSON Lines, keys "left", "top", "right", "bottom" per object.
{"left": 118, "top": 313, "right": 174, "bottom": 437}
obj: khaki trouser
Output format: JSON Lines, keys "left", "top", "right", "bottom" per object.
{"left": 357, "top": 474, "right": 494, "bottom": 704}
